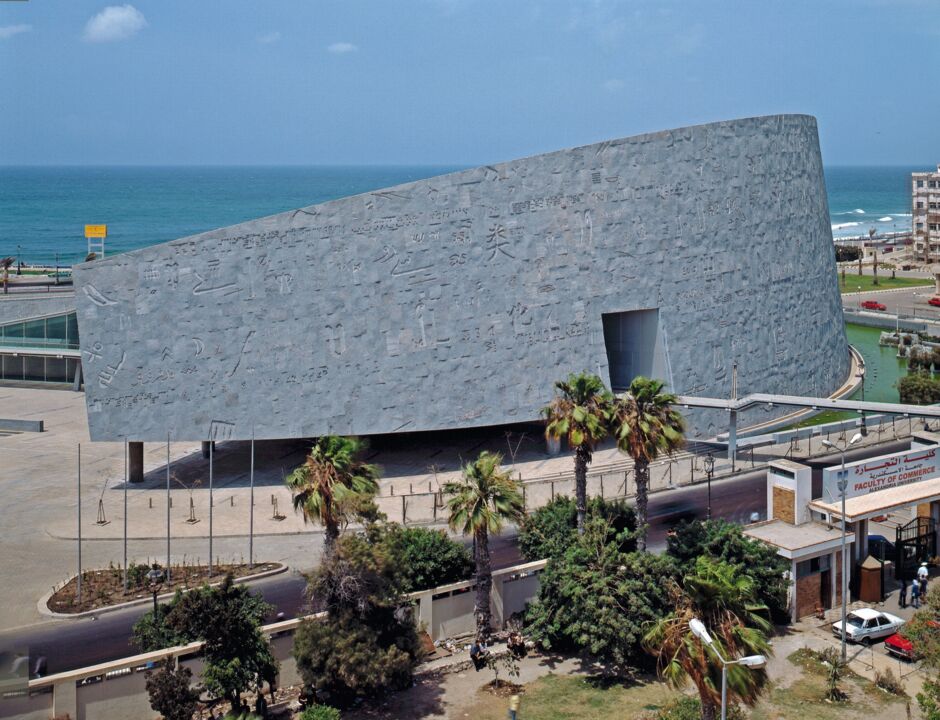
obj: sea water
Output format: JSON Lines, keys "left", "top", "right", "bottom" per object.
{"left": 825, "top": 166, "right": 919, "bottom": 240}
{"left": 0, "top": 164, "right": 925, "bottom": 265}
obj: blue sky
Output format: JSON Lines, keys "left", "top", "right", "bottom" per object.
{"left": 1, "top": 1, "right": 938, "bottom": 166}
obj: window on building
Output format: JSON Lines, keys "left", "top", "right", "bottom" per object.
{"left": 919, "top": 180, "right": 926, "bottom": 188}
{"left": 918, "top": 223, "right": 925, "bottom": 230}
{"left": 931, "top": 181, "right": 939, "bottom": 189}
{"left": 918, "top": 201, "right": 925, "bottom": 209}
{"left": 796, "top": 555, "right": 831, "bottom": 578}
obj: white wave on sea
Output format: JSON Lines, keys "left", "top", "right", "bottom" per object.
{"left": 833, "top": 208, "right": 867, "bottom": 215}
{"left": 832, "top": 221, "right": 861, "bottom": 230}
{"left": 878, "top": 216, "right": 893, "bottom": 222}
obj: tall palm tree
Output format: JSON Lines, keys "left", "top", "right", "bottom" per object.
{"left": 444, "top": 451, "right": 524, "bottom": 643}
{"left": 643, "top": 558, "right": 772, "bottom": 720}
{"left": 285, "top": 435, "right": 380, "bottom": 552}
{"left": 612, "top": 376, "right": 685, "bottom": 551}
{"left": 542, "top": 372, "right": 612, "bottom": 534}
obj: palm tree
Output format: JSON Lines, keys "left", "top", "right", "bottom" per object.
{"left": 285, "top": 435, "right": 380, "bottom": 552}
{"left": 612, "top": 376, "right": 685, "bottom": 551}
{"left": 643, "top": 558, "right": 772, "bottom": 720}
{"left": 444, "top": 451, "right": 524, "bottom": 643}
{"left": 542, "top": 372, "right": 612, "bottom": 534}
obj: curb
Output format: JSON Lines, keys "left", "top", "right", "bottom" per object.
{"left": 37, "top": 563, "right": 290, "bottom": 620}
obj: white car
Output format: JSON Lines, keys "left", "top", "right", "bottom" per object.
{"left": 832, "top": 608, "right": 905, "bottom": 644}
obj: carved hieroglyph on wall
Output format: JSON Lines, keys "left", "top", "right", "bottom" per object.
{"left": 73, "top": 115, "right": 849, "bottom": 442}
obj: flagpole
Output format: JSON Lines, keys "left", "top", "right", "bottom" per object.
{"left": 166, "top": 432, "right": 171, "bottom": 584}
{"left": 123, "top": 439, "right": 128, "bottom": 593}
{"left": 77, "top": 443, "right": 82, "bottom": 604}
{"left": 249, "top": 429, "right": 255, "bottom": 569}
{"left": 209, "top": 439, "right": 213, "bottom": 579}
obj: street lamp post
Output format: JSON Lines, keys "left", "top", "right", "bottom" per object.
{"left": 822, "top": 432, "right": 863, "bottom": 664}
{"left": 689, "top": 617, "right": 767, "bottom": 720}
{"left": 704, "top": 453, "right": 715, "bottom": 521}
{"left": 147, "top": 565, "right": 164, "bottom": 616}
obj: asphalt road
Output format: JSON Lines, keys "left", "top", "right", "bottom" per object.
{"left": 0, "top": 438, "right": 909, "bottom": 676}
{"left": 844, "top": 287, "right": 940, "bottom": 320}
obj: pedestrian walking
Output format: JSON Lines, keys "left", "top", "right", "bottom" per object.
{"left": 508, "top": 693, "right": 521, "bottom": 720}
{"left": 899, "top": 577, "right": 908, "bottom": 608}
{"left": 919, "top": 562, "right": 930, "bottom": 595}
{"left": 912, "top": 578, "right": 921, "bottom": 609}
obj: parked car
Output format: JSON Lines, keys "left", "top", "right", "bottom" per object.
{"left": 832, "top": 608, "right": 904, "bottom": 644}
{"left": 929, "top": 297, "right": 940, "bottom": 308}
{"left": 867, "top": 534, "right": 896, "bottom": 561}
{"left": 861, "top": 300, "right": 887, "bottom": 311}
{"left": 885, "top": 621, "right": 940, "bottom": 661}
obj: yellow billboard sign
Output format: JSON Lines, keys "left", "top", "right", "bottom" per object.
{"left": 84, "top": 224, "right": 107, "bottom": 239}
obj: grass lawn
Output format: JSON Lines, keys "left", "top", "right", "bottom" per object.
{"left": 838, "top": 274, "right": 932, "bottom": 294}
{"left": 749, "top": 649, "right": 908, "bottom": 720}
{"left": 461, "top": 651, "right": 908, "bottom": 720}
{"left": 467, "top": 674, "right": 678, "bottom": 720}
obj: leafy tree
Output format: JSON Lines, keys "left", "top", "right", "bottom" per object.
{"left": 898, "top": 371, "right": 940, "bottom": 405}
{"left": 643, "top": 558, "right": 772, "bottom": 720}
{"left": 379, "top": 525, "right": 472, "bottom": 592}
{"left": 542, "top": 372, "right": 613, "bottom": 534}
{"left": 611, "top": 376, "right": 685, "bottom": 552}
{"left": 132, "top": 602, "right": 183, "bottom": 652}
{"left": 901, "top": 585, "right": 940, "bottom": 667}
{"left": 444, "top": 450, "right": 524, "bottom": 643}
{"left": 133, "top": 576, "right": 277, "bottom": 709}
{"left": 518, "top": 495, "right": 637, "bottom": 562}
{"left": 286, "top": 435, "right": 381, "bottom": 551}
{"left": 145, "top": 660, "right": 199, "bottom": 720}
{"left": 526, "top": 518, "right": 678, "bottom": 669}
{"left": 666, "top": 519, "right": 789, "bottom": 622}
{"left": 919, "top": 676, "right": 940, "bottom": 720}
{"left": 294, "top": 533, "right": 422, "bottom": 707}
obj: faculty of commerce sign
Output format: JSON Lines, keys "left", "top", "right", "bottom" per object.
{"left": 822, "top": 445, "right": 940, "bottom": 502}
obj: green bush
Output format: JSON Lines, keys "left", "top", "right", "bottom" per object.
{"left": 651, "top": 697, "right": 745, "bottom": 720}
{"left": 898, "top": 371, "right": 940, "bottom": 405}
{"left": 379, "top": 525, "right": 472, "bottom": 592}
{"left": 666, "top": 520, "right": 789, "bottom": 623}
{"left": 300, "top": 705, "right": 342, "bottom": 720}
{"left": 526, "top": 518, "right": 677, "bottom": 669}
{"left": 294, "top": 534, "right": 422, "bottom": 707}
{"left": 519, "top": 495, "right": 637, "bottom": 561}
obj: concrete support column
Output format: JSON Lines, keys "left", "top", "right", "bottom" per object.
{"left": 831, "top": 550, "right": 838, "bottom": 610}
{"left": 52, "top": 679, "right": 77, "bottom": 720}
{"left": 791, "top": 559, "right": 799, "bottom": 624}
{"left": 856, "top": 519, "right": 869, "bottom": 562}
{"left": 417, "top": 591, "right": 433, "bottom": 639}
{"left": 129, "top": 441, "right": 144, "bottom": 484}
{"left": 728, "top": 410, "right": 737, "bottom": 470}
{"left": 491, "top": 574, "right": 505, "bottom": 631}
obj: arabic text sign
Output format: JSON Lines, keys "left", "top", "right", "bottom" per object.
{"left": 84, "top": 225, "right": 107, "bottom": 239}
{"left": 822, "top": 445, "right": 940, "bottom": 502}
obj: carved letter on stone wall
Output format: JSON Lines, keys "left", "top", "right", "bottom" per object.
{"left": 325, "top": 324, "right": 346, "bottom": 356}
{"left": 83, "top": 284, "right": 117, "bottom": 307}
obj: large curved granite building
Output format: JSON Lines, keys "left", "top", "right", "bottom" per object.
{"left": 73, "top": 114, "right": 849, "bottom": 442}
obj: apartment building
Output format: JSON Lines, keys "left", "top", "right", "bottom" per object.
{"left": 913, "top": 165, "right": 940, "bottom": 261}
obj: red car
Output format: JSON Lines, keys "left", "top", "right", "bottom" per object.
{"left": 861, "top": 300, "right": 887, "bottom": 311}
{"left": 885, "top": 620, "right": 940, "bottom": 661}
{"left": 929, "top": 297, "right": 940, "bottom": 308}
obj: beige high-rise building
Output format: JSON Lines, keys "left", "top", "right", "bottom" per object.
{"left": 913, "top": 165, "right": 940, "bottom": 261}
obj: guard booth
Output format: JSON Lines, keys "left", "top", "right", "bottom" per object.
{"left": 746, "top": 433, "right": 940, "bottom": 621}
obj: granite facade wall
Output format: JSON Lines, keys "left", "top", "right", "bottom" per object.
{"left": 72, "top": 114, "right": 849, "bottom": 442}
